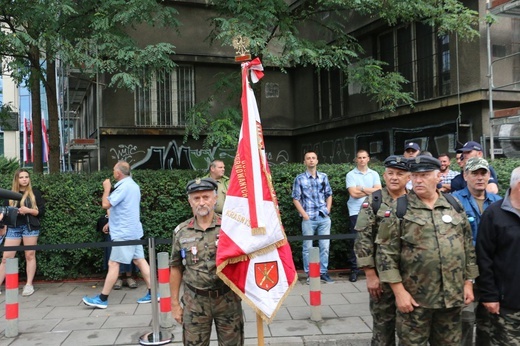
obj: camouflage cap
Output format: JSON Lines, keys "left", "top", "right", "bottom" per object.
{"left": 384, "top": 155, "right": 409, "bottom": 171}
{"left": 407, "top": 155, "right": 441, "bottom": 172}
{"left": 186, "top": 177, "right": 218, "bottom": 194}
{"left": 465, "top": 157, "right": 489, "bottom": 172}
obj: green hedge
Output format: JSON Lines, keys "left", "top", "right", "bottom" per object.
{"left": 2, "top": 158, "right": 518, "bottom": 280}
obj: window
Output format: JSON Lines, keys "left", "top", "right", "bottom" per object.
{"left": 316, "top": 68, "right": 348, "bottom": 121}
{"left": 134, "top": 65, "right": 195, "bottom": 127}
{"left": 378, "top": 23, "right": 449, "bottom": 101}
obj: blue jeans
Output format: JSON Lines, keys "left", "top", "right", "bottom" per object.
{"left": 6, "top": 224, "right": 40, "bottom": 238}
{"left": 301, "top": 215, "right": 331, "bottom": 274}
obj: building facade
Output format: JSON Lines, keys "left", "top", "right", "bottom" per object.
{"left": 61, "top": 0, "right": 520, "bottom": 171}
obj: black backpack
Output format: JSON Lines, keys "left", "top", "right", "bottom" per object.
{"left": 371, "top": 189, "right": 462, "bottom": 218}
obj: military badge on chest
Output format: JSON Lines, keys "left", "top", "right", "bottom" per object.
{"left": 191, "top": 246, "right": 198, "bottom": 263}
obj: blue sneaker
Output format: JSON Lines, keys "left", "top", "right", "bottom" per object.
{"left": 137, "top": 292, "right": 152, "bottom": 304}
{"left": 82, "top": 294, "right": 108, "bottom": 309}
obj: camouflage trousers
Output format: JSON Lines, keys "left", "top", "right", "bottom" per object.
{"left": 487, "top": 308, "right": 520, "bottom": 346}
{"left": 369, "top": 282, "right": 396, "bottom": 346}
{"left": 181, "top": 288, "right": 244, "bottom": 346}
{"left": 475, "top": 302, "right": 492, "bottom": 346}
{"left": 396, "top": 306, "right": 463, "bottom": 346}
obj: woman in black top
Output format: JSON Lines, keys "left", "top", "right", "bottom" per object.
{"left": 0, "top": 169, "right": 45, "bottom": 296}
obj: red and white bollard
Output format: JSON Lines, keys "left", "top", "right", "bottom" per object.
{"left": 5, "top": 258, "right": 19, "bottom": 337}
{"left": 157, "top": 252, "right": 173, "bottom": 328}
{"left": 309, "top": 247, "right": 322, "bottom": 321}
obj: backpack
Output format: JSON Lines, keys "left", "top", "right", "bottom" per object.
{"left": 371, "top": 189, "right": 462, "bottom": 219}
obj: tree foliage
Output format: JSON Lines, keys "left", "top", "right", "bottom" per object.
{"left": 182, "top": 0, "right": 479, "bottom": 148}
{"left": 210, "top": 0, "right": 478, "bottom": 97}
{"left": 0, "top": 0, "right": 180, "bottom": 172}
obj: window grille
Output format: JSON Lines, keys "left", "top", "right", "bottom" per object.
{"left": 316, "top": 68, "right": 347, "bottom": 120}
{"left": 135, "top": 65, "right": 194, "bottom": 127}
{"left": 378, "top": 23, "right": 449, "bottom": 101}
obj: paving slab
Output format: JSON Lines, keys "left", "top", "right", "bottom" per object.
{"left": 268, "top": 319, "right": 322, "bottom": 337}
{"left": 5, "top": 331, "right": 70, "bottom": 346}
{"left": 330, "top": 303, "right": 371, "bottom": 318}
{"left": 0, "top": 277, "right": 376, "bottom": 345}
{"left": 319, "top": 317, "right": 371, "bottom": 334}
{"left": 287, "top": 305, "right": 338, "bottom": 320}
{"left": 61, "top": 329, "right": 121, "bottom": 346}
{"left": 52, "top": 316, "right": 108, "bottom": 332}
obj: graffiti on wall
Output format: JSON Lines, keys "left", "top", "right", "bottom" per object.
{"left": 107, "top": 139, "right": 290, "bottom": 171}
{"left": 110, "top": 144, "right": 145, "bottom": 164}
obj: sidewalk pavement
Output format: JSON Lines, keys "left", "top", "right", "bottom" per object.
{"left": 0, "top": 273, "right": 373, "bottom": 345}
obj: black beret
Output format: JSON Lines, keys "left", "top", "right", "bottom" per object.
{"left": 186, "top": 177, "right": 218, "bottom": 194}
{"left": 407, "top": 155, "right": 441, "bottom": 172}
{"left": 384, "top": 155, "right": 409, "bottom": 171}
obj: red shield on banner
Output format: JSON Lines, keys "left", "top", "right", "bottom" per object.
{"left": 254, "top": 261, "right": 279, "bottom": 292}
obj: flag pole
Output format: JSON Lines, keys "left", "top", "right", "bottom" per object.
{"left": 256, "top": 313, "right": 264, "bottom": 346}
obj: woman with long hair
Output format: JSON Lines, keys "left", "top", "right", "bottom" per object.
{"left": 0, "top": 169, "right": 45, "bottom": 296}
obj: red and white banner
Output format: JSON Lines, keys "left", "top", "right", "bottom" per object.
{"left": 216, "top": 58, "right": 297, "bottom": 323}
{"left": 23, "top": 116, "right": 30, "bottom": 163}
{"left": 42, "top": 117, "right": 49, "bottom": 163}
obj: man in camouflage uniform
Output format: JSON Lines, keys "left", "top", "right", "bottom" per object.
{"left": 355, "top": 155, "right": 410, "bottom": 346}
{"left": 170, "top": 178, "right": 244, "bottom": 346}
{"left": 377, "top": 155, "right": 479, "bottom": 345}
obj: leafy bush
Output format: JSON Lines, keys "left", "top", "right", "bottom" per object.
{"left": 1, "top": 158, "right": 517, "bottom": 280}
{"left": 0, "top": 156, "right": 20, "bottom": 176}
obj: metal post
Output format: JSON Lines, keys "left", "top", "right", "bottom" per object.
{"left": 309, "top": 247, "right": 322, "bottom": 322}
{"left": 486, "top": 0, "right": 495, "bottom": 160}
{"left": 139, "top": 238, "right": 173, "bottom": 345}
{"left": 5, "top": 258, "right": 19, "bottom": 337}
{"left": 157, "top": 252, "right": 174, "bottom": 328}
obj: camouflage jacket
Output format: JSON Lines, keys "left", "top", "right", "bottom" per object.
{"left": 170, "top": 214, "right": 225, "bottom": 290}
{"left": 354, "top": 188, "right": 400, "bottom": 269}
{"left": 376, "top": 191, "right": 479, "bottom": 309}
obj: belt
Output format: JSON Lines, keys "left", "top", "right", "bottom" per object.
{"left": 185, "top": 283, "right": 231, "bottom": 298}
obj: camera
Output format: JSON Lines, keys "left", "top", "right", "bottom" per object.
{"left": 0, "top": 188, "right": 23, "bottom": 228}
{"left": 0, "top": 206, "right": 19, "bottom": 227}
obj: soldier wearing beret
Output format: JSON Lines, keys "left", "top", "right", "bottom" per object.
{"left": 354, "top": 155, "right": 410, "bottom": 345}
{"left": 376, "top": 155, "right": 479, "bottom": 345}
{"left": 170, "top": 177, "right": 244, "bottom": 346}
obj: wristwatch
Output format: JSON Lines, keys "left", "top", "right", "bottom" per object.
{"left": 361, "top": 186, "right": 365, "bottom": 193}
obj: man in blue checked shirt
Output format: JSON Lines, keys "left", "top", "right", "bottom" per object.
{"left": 292, "top": 151, "right": 334, "bottom": 284}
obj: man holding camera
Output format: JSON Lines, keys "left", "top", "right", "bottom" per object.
{"left": 82, "top": 161, "right": 152, "bottom": 308}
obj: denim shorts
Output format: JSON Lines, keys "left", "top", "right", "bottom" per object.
{"left": 6, "top": 224, "right": 40, "bottom": 239}
{"left": 109, "top": 239, "right": 145, "bottom": 264}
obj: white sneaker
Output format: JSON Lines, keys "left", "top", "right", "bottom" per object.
{"left": 22, "top": 284, "right": 34, "bottom": 296}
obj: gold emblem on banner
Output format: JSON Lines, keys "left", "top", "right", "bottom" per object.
{"left": 233, "top": 35, "right": 251, "bottom": 62}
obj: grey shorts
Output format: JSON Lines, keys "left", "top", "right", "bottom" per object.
{"left": 109, "top": 240, "right": 145, "bottom": 264}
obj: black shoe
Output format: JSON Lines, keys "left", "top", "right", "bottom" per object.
{"left": 349, "top": 270, "right": 358, "bottom": 282}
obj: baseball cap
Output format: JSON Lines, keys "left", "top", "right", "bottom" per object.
{"left": 460, "top": 141, "right": 482, "bottom": 152}
{"left": 384, "top": 155, "right": 409, "bottom": 171}
{"left": 186, "top": 177, "right": 218, "bottom": 194}
{"left": 465, "top": 157, "right": 490, "bottom": 172}
{"left": 407, "top": 155, "right": 441, "bottom": 172}
{"left": 404, "top": 142, "right": 420, "bottom": 152}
